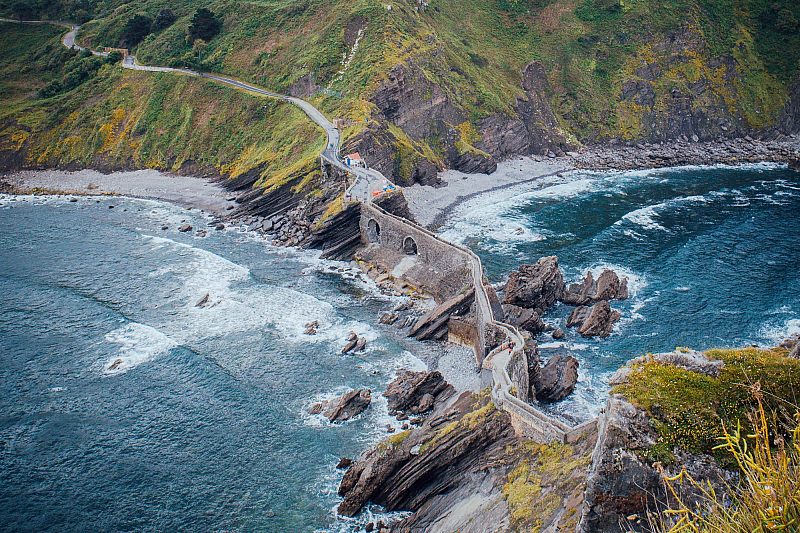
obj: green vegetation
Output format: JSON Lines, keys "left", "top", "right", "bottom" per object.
{"left": 419, "top": 390, "right": 496, "bottom": 454}
{"left": 1, "top": 0, "right": 798, "bottom": 200}
{"left": 503, "top": 441, "right": 591, "bottom": 532}
{"left": 614, "top": 347, "right": 800, "bottom": 464}
{"left": 650, "top": 400, "right": 800, "bottom": 532}
{"left": 0, "top": 22, "right": 324, "bottom": 192}
{"left": 187, "top": 8, "right": 221, "bottom": 43}
{"left": 119, "top": 14, "right": 153, "bottom": 48}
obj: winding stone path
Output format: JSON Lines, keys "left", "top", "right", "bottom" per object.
{"left": 5, "top": 17, "right": 594, "bottom": 443}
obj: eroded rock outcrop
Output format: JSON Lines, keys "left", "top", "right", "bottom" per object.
{"left": 318, "top": 389, "right": 372, "bottom": 422}
{"left": 561, "top": 269, "right": 629, "bottom": 306}
{"left": 503, "top": 256, "right": 564, "bottom": 314}
{"left": 534, "top": 353, "right": 579, "bottom": 403}
{"left": 383, "top": 370, "right": 454, "bottom": 415}
{"left": 337, "top": 392, "right": 515, "bottom": 519}
{"left": 580, "top": 394, "right": 735, "bottom": 532}
{"left": 501, "top": 304, "right": 546, "bottom": 334}
{"left": 567, "top": 301, "right": 621, "bottom": 338}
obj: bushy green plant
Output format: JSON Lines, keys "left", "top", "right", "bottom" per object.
{"left": 650, "top": 399, "right": 800, "bottom": 532}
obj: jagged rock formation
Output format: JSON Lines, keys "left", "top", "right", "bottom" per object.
{"left": 561, "top": 269, "right": 629, "bottom": 306}
{"left": 503, "top": 256, "right": 564, "bottom": 314}
{"left": 580, "top": 394, "right": 735, "bottom": 532}
{"left": 312, "top": 389, "right": 372, "bottom": 422}
{"left": 501, "top": 304, "right": 546, "bottom": 334}
{"left": 408, "top": 290, "right": 474, "bottom": 341}
{"left": 567, "top": 301, "right": 621, "bottom": 338}
{"left": 338, "top": 386, "right": 593, "bottom": 532}
{"left": 383, "top": 370, "right": 454, "bottom": 415}
{"left": 304, "top": 201, "right": 362, "bottom": 260}
{"left": 534, "top": 353, "right": 580, "bottom": 403}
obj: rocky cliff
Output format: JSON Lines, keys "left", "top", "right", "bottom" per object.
{"left": 337, "top": 375, "right": 593, "bottom": 532}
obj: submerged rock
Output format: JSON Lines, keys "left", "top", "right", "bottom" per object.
{"left": 324, "top": 389, "right": 372, "bottom": 422}
{"left": 503, "top": 256, "right": 565, "bottom": 314}
{"left": 534, "top": 353, "right": 579, "bottom": 402}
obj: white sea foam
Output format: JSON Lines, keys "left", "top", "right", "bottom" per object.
{"left": 103, "top": 322, "right": 178, "bottom": 375}
{"left": 100, "top": 234, "right": 381, "bottom": 375}
{"left": 438, "top": 175, "right": 595, "bottom": 248}
{"left": 760, "top": 317, "right": 800, "bottom": 344}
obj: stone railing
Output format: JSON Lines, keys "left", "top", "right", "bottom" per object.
{"left": 359, "top": 196, "right": 596, "bottom": 443}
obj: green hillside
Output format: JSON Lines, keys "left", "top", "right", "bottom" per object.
{"left": 1, "top": 0, "right": 798, "bottom": 192}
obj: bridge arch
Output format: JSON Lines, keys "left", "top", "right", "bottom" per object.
{"left": 402, "top": 236, "right": 418, "bottom": 255}
{"left": 367, "top": 219, "right": 381, "bottom": 243}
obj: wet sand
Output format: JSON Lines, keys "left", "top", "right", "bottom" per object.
{"left": 403, "top": 157, "right": 570, "bottom": 227}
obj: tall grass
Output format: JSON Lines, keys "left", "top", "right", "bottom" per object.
{"left": 649, "top": 395, "right": 800, "bottom": 532}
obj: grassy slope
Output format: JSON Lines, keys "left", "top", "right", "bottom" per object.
{"left": 0, "top": 22, "right": 325, "bottom": 192}
{"left": 1, "top": 0, "right": 798, "bottom": 190}
{"left": 614, "top": 346, "right": 800, "bottom": 464}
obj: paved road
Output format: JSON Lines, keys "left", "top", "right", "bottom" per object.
{"left": 2, "top": 18, "right": 387, "bottom": 202}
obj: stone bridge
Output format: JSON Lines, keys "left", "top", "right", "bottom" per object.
{"left": 352, "top": 184, "right": 597, "bottom": 444}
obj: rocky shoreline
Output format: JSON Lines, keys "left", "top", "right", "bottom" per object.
{"left": 568, "top": 134, "right": 800, "bottom": 172}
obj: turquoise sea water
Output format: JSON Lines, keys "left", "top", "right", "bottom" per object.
{"left": 1, "top": 163, "right": 798, "bottom": 530}
{"left": 0, "top": 195, "right": 429, "bottom": 532}
{"left": 439, "top": 163, "right": 800, "bottom": 419}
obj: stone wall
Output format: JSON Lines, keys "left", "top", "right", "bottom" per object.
{"left": 359, "top": 202, "right": 473, "bottom": 302}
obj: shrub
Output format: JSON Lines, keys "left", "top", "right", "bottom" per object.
{"left": 188, "top": 8, "right": 222, "bottom": 43}
{"left": 119, "top": 14, "right": 152, "bottom": 48}
{"left": 152, "top": 9, "right": 177, "bottom": 33}
{"left": 650, "top": 399, "right": 800, "bottom": 532}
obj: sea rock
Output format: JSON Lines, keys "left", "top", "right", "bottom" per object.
{"left": 195, "top": 293, "right": 211, "bottom": 308}
{"left": 337, "top": 392, "right": 515, "bottom": 519}
{"left": 304, "top": 321, "right": 319, "bottom": 335}
{"left": 561, "top": 269, "right": 629, "bottom": 305}
{"left": 336, "top": 457, "right": 353, "bottom": 469}
{"left": 324, "top": 389, "right": 372, "bottom": 422}
{"left": 383, "top": 370, "right": 453, "bottom": 414}
{"left": 379, "top": 312, "right": 399, "bottom": 325}
{"left": 503, "top": 256, "right": 565, "bottom": 314}
{"left": 108, "top": 358, "right": 124, "bottom": 371}
{"left": 308, "top": 402, "right": 324, "bottom": 415}
{"left": 355, "top": 337, "right": 367, "bottom": 352}
{"left": 408, "top": 290, "right": 474, "bottom": 341}
{"left": 552, "top": 328, "right": 566, "bottom": 340}
{"left": 178, "top": 224, "right": 192, "bottom": 233}
{"left": 534, "top": 353, "right": 579, "bottom": 402}
{"left": 595, "top": 269, "right": 629, "bottom": 301}
{"left": 502, "top": 304, "right": 546, "bottom": 334}
{"left": 346, "top": 331, "right": 358, "bottom": 342}
{"left": 567, "top": 301, "right": 620, "bottom": 338}
{"left": 341, "top": 340, "right": 358, "bottom": 354}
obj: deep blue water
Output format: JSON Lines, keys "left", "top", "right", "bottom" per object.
{"left": 0, "top": 195, "right": 436, "bottom": 532}
{"left": 440, "top": 163, "right": 800, "bottom": 418}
